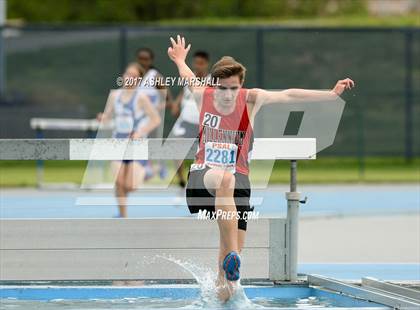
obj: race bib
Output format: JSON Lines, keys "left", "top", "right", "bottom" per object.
{"left": 204, "top": 142, "right": 237, "bottom": 174}
{"left": 115, "top": 115, "right": 134, "bottom": 134}
{"left": 202, "top": 112, "right": 221, "bottom": 129}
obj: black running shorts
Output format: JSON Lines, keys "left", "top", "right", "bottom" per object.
{"left": 186, "top": 166, "right": 253, "bottom": 231}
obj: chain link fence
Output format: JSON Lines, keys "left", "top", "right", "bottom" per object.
{"left": 1, "top": 25, "right": 419, "bottom": 159}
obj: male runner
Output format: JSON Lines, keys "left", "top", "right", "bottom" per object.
{"left": 168, "top": 35, "right": 354, "bottom": 301}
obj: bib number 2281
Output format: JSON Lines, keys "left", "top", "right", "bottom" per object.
{"left": 204, "top": 142, "right": 237, "bottom": 173}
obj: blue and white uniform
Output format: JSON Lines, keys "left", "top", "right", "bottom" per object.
{"left": 113, "top": 89, "right": 145, "bottom": 138}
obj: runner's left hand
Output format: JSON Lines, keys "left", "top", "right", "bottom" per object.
{"left": 168, "top": 35, "right": 191, "bottom": 65}
{"left": 332, "top": 78, "right": 355, "bottom": 95}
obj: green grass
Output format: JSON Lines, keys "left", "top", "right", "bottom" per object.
{"left": 263, "top": 157, "right": 420, "bottom": 183}
{"left": 155, "top": 15, "right": 420, "bottom": 27}
{"left": 0, "top": 157, "right": 418, "bottom": 187}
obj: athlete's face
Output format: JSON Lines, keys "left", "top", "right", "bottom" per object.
{"left": 192, "top": 56, "right": 209, "bottom": 77}
{"left": 214, "top": 75, "right": 242, "bottom": 108}
{"left": 137, "top": 51, "right": 153, "bottom": 70}
{"left": 123, "top": 66, "right": 140, "bottom": 88}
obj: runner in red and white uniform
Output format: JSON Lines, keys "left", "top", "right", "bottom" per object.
{"left": 193, "top": 87, "right": 253, "bottom": 175}
{"left": 168, "top": 35, "right": 355, "bottom": 302}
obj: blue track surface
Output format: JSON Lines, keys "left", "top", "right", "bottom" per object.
{"left": 1, "top": 185, "right": 418, "bottom": 219}
{"left": 1, "top": 186, "right": 418, "bottom": 282}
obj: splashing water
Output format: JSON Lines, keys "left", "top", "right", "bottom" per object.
{"left": 157, "top": 255, "right": 262, "bottom": 309}
{"left": 1, "top": 255, "right": 336, "bottom": 309}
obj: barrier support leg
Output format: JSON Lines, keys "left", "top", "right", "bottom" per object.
{"left": 285, "top": 160, "right": 300, "bottom": 282}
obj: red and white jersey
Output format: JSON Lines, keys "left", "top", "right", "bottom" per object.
{"left": 192, "top": 87, "right": 254, "bottom": 175}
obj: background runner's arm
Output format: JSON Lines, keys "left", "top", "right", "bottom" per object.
{"left": 170, "top": 89, "right": 183, "bottom": 117}
{"left": 96, "top": 90, "right": 116, "bottom": 122}
{"left": 132, "top": 94, "right": 161, "bottom": 138}
{"left": 164, "top": 87, "right": 174, "bottom": 112}
{"left": 154, "top": 72, "right": 172, "bottom": 112}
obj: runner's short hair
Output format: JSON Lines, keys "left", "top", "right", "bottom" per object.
{"left": 193, "top": 50, "right": 210, "bottom": 61}
{"left": 211, "top": 56, "right": 246, "bottom": 83}
{"left": 136, "top": 47, "right": 154, "bottom": 60}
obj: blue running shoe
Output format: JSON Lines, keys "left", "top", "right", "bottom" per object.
{"left": 222, "top": 251, "right": 241, "bottom": 281}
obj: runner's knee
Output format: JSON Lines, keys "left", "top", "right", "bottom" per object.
{"left": 116, "top": 179, "right": 126, "bottom": 191}
{"left": 124, "top": 183, "right": 136, "bottom": 192}
{"left": 220, "top": 172, "right": 235, "bottom": 190}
